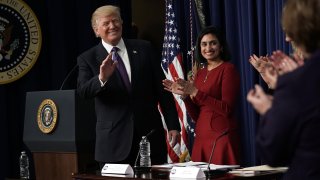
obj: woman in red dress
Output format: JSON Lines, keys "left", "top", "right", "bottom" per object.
{"left": 163, "top": 26, "right": 240, "bottom": 165}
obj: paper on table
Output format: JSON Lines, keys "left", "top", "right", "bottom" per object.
{"left": 237, "top": 165, "right": 288, "bottom": 172}
{"left": 101, "top": 173, "right": 134, "bottom": 178}
{"left": 173, "top": 161, "right": 208, "bottom": 167}
{"left": 152, "top": 164, "right": 174, "bottom": 168}
{"left": 152, "top": 161, "right": 239, "bottom": 171}
{"left": 152, "top": 161, "right": 207, "bottom": 168}
{"left": 199, "top": 164, "right": 240, "bottom": 170}
{"left": 229, "top": 165, "right": 288, "bottom": 176}
{"left": 152, "top": 162, "right": 205, "bottom": 169}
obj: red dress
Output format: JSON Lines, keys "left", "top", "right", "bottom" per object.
{"left": 184, "top": 62, "right": 240, "bottom": 165}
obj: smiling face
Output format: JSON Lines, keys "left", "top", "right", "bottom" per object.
{"left": 200, "top": 33, "right": 222, "bottom": 62}
{"left": 94, "top": 14, "right": 123, "bottom": 46}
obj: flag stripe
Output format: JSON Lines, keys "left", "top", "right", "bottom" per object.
{"left": 173, "top": 97, "right": 189, "bottom": 148}
{"left": 160, "top": 0, "right": 191, "bottom": 163}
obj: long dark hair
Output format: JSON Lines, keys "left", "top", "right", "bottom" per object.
{"left": 194, "top": 26, "right": 231, "bottom": 65}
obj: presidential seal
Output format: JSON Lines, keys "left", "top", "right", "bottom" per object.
{"left": 37, "top": 99, "right": 58, "bottom": 134}
{"left": 0, "top": 0, "right": 42, "bottom": 84}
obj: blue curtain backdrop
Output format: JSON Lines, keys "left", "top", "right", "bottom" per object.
{"left": 209, "top": 0, "right": 291, "bottom": 166}
{"left": 1, "top": 0, "right": 291, "bottom": 178}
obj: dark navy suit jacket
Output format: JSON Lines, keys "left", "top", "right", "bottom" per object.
{"left": 257, "top": 50, "right": 320, "bottom": 180}
{"left": 77, "top": 39, "right": 180, "bottom": 163}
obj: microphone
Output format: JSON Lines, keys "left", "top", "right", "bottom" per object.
{"left": 59, "top": 64, "right": 78, "bottom": 90}
{"left": 205, "top": 129, "right": 229, "bottom": 178}
{"left": 134, "top": 129, "right": 155, "bottom": 173}
{"left": 144, "top": 129, "right": 155, "bottom": 138}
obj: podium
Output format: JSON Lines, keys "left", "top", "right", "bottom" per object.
{"left": 23, "top": 90, "right": 96, "bottom": 180}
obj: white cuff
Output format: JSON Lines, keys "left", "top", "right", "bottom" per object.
{"left": 99, "top": 78, "right": 107, "bottom": 87}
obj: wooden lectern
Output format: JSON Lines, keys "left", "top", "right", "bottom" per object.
{"left": 23, "top": 90, "right": 96, "bottom": 180}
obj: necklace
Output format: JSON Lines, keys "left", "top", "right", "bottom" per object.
{"left": 203, "top": 61, "right": 223, "bottom": 82}
{"left": 203, "top": 69, "right": 211, "bottom": 83}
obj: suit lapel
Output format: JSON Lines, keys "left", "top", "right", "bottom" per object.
{"left": 125, "top": 40, "right": 139, "bottom": 89}
{"left": 96, "top": 42, "right": 108, "bottom": 64}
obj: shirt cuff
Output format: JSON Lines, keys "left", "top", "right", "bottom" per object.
{"left": 99, "top": 78, "right": 107, "bottom": 87}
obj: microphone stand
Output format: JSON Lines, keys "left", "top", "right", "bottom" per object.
{"left": 134, "top": 145, "right": 142, "bottom": 172}
{"left": 204, "top": 130, "right": 229, "bottom": 178}
{"left": 59, "top": 64, "right": 78, "bottom": 90}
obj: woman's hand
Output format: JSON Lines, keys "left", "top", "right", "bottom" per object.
{"left": 163, "top": 78, "right": 198, "bottom": 98}
{"left": 264, "top": 65, "right": 278, "bottom": 89}
{"left": 176, "top": 78, "right": 198, "bottom": 97}
{"left": 162, "top": 79, "right": 185, "bottom": 95}
{"left": 249, "top": 54, "right": 276, "bottom": 87}
{"left": 247, "top": 84, "right": 273, "bottom": 115}
{"left": 270, "top": 50, "right": 304, "bottom": 75}
{"left": 249, "top": 54, "right": 271, "bottom": 74}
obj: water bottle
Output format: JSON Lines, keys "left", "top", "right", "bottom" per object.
{"left": 19, "top": 151, "right": 30, "bottom": 179}
{"left": 139, "top": 136, "right": 151, "bottom": 167}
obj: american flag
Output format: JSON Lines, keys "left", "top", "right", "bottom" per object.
{"left": 160, "top": 0, "right": 191, "bottom": 163}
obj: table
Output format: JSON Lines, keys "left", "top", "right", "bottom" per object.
{"left": 71, "top": 168, "right": 284, "bottom": 180}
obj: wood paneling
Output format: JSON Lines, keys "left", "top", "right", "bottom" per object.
{"left": 32, "top": 152, "right": 96, "bottom": 180}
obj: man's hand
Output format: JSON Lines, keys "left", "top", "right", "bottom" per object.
{"left": 167, "top": 130, "right": 181, "bottom": 147}
{"left": 99, "top": 53, "right": 118, "bottom": 82}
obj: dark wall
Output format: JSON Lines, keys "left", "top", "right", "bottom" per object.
{"left": 132, "top": 0, "right": 165, "bottom": 58}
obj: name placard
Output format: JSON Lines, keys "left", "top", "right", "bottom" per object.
{"left": 170, "top": 166, "right": 206, "bottom": 179}
{"left": 101, "top": 164, "right": 133, "bottom": 175}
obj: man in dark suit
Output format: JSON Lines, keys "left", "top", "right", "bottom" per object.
{"left": 77, "top": 5, "right": 181, "bottom": 168}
